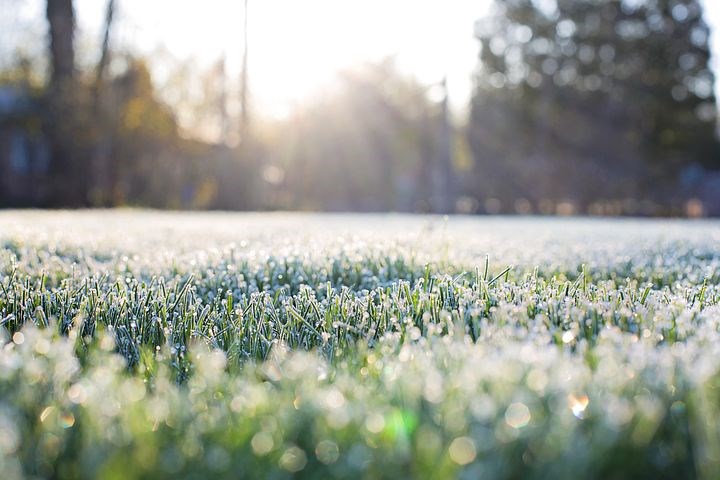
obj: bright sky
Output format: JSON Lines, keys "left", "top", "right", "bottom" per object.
{"left": 100, "top": 0, "right": 487, "bottom": 119}
{"left": 12, "top": 0, "right": 720, "bottom": 120}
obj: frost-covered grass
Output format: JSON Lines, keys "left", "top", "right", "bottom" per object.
{"left": 0, "top": 211, "right": 719, "bottom": 479}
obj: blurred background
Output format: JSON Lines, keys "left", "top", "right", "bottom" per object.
{"left": 1, "top": 0, "right": 719, "bottom": 216}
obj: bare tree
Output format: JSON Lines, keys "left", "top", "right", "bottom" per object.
{"left": 91, "top": 0, "right": 117, "bottom": 206}
{"left": 239, "top": 0, "right": 249, "bottom": 143}
{"left": 46, "top": 0, "right": 75, "bottom": 89}
{"left": 96, "top": 0, "right": 116, "bottom": 89}
{"left": 46, "top": 0, "right": 86, "bottom": 206}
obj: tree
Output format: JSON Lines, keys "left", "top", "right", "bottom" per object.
{"left": 45, "top": 0, "right": 89, "bottom": 206}
{"left": 90, "top": 0, "right": 117, "bottom": 206}
{"left": 47, "top": 0, "right": 74, "bottom": 88}
{"left": 467, "top": 0, "right": 720, "bottom": 214}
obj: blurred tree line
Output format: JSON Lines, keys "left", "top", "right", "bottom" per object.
{"left": 1, "top": 0, "right": 260, "bottom": 209}
{"left": 468, "top": 0, "right": 720, "bottom": 215}
{"left": 0, "top": 0, "right": 718, "bottom": 215}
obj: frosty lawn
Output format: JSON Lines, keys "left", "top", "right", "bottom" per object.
{"left": 0, "top": 211, "right": 718, "bottom": 479}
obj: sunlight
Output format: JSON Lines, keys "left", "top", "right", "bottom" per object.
{"left": 102, "top": 0, "right": 487, "bottom": 118}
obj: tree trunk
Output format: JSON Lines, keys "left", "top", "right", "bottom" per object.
{"left": 46, "top": 0, "right": 86, "bottom": 206}
{"left": 47, "top": 0, "right": 75, "bottom": 88}
{"left": 239, "top": 0, "right": 250, "bottom": 144}
{"left": 90, "top": 0, "right": 117, "bottom": 206}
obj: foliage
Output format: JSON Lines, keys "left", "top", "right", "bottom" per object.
{"left": 2, "top": 1, "right": 720, "bottom": 213}
{"left": 467, "top": 0, "right": 720, "bottom": 213}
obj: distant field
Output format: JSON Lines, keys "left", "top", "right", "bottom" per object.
{"left": 0, "top": 211, "right": 719, "bottom": 479}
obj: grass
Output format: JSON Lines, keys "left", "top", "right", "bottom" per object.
{"left": 0, "top": 211, "right": 719, "bottom": 479}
